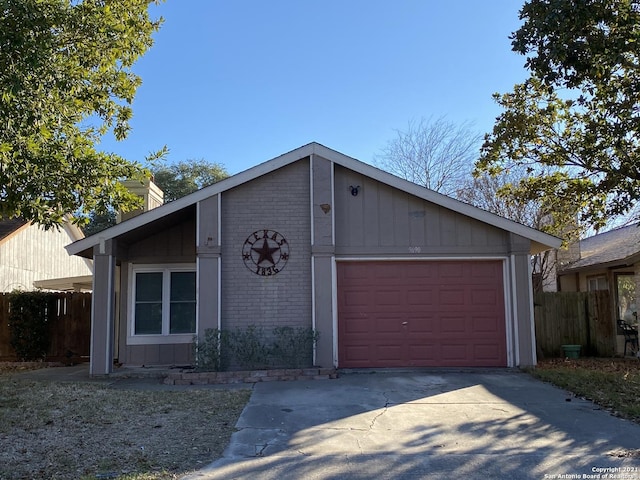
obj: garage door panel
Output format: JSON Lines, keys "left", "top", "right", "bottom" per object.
{"left": 341, "top": 289, "right": 371, "bottom": 308}
{"left": 472, "top": 315, "right": 501, "bottom": 333}
{"left": 405, "top": 263, "right": 437, "bottom": 279}
{"left": 471, "top": 289, "right": 500, "bottom": 306}
{"left": 406, "top": 316, "right": 436, "bottom": 333}
{"left": 407, "top": 343, "right": 437, "bottom": 363}
{"left": 375, "top": 315, "right": 404, "bottom": 334}
{"left": 375, "top": 344, "right": 404, "bottom": 362}
{"left": 440, "top": 343, "right": 469, "bottom": 362}
{"left": 338, "top": 261, "right": 507, "bottom": 368}
{"left": 438, "top": 263, "right": 465, "bottom": 278}
{"left": 342, "top": 344, "right": 371, "bottom": 364}
{"left": 473, "top": 343, "right": 502, "bottom": 361}
{"left": 342, "top": 315, "right": 370, "bottom": 334}
{"left": 439, "top": 288, "right": 466, "bottom": 306}
{"left": 375, "top": 289, "right": 402, "bottom": 306}
{"left": 440, "top": 316, "right": 467, "bottom": 334}
{"left": 407, "top": 289, "right": 434, "bottom": 305}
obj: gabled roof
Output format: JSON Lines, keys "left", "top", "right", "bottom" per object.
{"left": 560, "top": 223, "right": 640, "bottom": 272}
{"left": 66, "top": 142, "right": 562, "bottom": 257}
{"left": 0, "top": 218, "right": 29, "bottom": 244}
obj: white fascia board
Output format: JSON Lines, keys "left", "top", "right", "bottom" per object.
{"left": 311, "top": 143, "right": 563, "bottom": 252}
{"left": 66, "top": 144, "right": 318, "bottom": 256}
{"left": 66, "top": 141, "right": 561, "bottom": 256}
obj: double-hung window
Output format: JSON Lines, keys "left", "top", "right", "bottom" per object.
{"left": 129, "top": 265, "right": 196, "bottom": 344}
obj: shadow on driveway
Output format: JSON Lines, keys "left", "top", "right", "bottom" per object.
{"left": 183, "top": 370, "right": 640, "bottom": 480}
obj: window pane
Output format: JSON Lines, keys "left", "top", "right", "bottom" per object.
{"left": 135, "top": 272, "right": 163, "bottom": 335}
{"left": 170, "top": 302, "right": 196, "bottom": 333}
{"left": 135, "top": 303, "right": 162, "bottom": 334}
{"left": 171, "top": 272, "right": 196, "bottom": 301}
{"left": 169, "top": 271, "right": 196, "bottom": 334}
{"left": 617, "top": 274, "right": 636, "bottom": 323}
{"left": 136, "top": 272, "right": 163, "bottom": 302}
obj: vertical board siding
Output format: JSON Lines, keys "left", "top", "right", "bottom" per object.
{"left": 534, "top": 291, "right": 615, "bottom": 358}
{"left": 127, "top": 215, "right": 196, "bottom": 261}
{"left": 0, "top": 224, "right": 92, "bottom": 291}
{"left": 0, "top": 292, "right": 91, "bottom": 362}
{"left": 333, "top": 165, "right": 508, "bottom": 254}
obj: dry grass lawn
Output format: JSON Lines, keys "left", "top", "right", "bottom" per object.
{"left": 530, "top": 357, "right": 640, "bottom": 423}
{"left": 0, "top": 364, "right": 251, "bottom": 480}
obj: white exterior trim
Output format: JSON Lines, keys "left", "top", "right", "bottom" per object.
{"left": 510, "top": 254, "right": 521, "bottom": 367}
{"left": 335, "top": 256, "right": 510, "bottom": 262}
{"left": 331, "top": 256, "right": 339, "bottom": 367}
{"left": 127, "top": 263, "right": 197, "bottom": 346}
{"left": 334, "top": 256, "right": 513, "bottom": 367}
{"left": 67, "top": 143, "right": 561, "bottom": 257}
{"left": 528, "top": 256, "right": 538, "bottom": 365}
{"left": 503, "top": 259, "right": 515, "bottom": 367}
{"left": 331, "top": 161, "right": 336, "bottom": 247}
{"left": 196, "top": 201, "right": 201, "bottom": 248}
{"left": 310, "top": 154, "right": 315, "bottom": 247}
{"left": 311, "top": 256, "right": 317, "bottom": 365}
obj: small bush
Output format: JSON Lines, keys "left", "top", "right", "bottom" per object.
{"left": 193, "top": 329, "right": 229, "bottom": 372}
{"left": 271, "top": 326, "right": 319, "bottom": 368}
{"left": 229, "top": 325, "right": 271, "bottom": 370}
{"left": 193, "top": 325, "right": 319, "bottom": 371}
{"left": 8, "top": 291, "right": 53, "bottom": 361}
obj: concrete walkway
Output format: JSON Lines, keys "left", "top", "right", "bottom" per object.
{"left": 183, "top": 370, "right": 640, "bottom": 480}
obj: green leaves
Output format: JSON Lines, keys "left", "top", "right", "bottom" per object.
{"left": 152, "top": 159, "right": 229, "bottom": 203}
{"left": 0, "top": 0, "right": 163, "bottom": 228}
{"left": 479, "top": 0, "right": 640, "bottom": 232}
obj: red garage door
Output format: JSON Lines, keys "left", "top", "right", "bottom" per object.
{"left": 337, "top": 261, "right": 507, "bottom": 368}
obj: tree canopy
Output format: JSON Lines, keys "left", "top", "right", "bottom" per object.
{"left": 376, "top": 116, "right": 482, "bottom": 196}
{"left": 0, "top": 0, "right": 163, "bottom": 228}
{"left": 82, "top": 159, "right": 228, "bottom": 235}
{"left": 477, "top": 0, "right": 640, "bottom": 231}
{"left": 153, "top": 159, "right": 228, "bottom": 203}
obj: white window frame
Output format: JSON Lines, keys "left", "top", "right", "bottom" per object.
{"left": 127, "top": 263, "right": 197, "bottom": 345}
{"left": 587, "top": 275, "right": 608, "bottom": 292}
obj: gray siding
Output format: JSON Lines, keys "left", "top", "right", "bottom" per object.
{"left": 334, "top": 165, "right": 508, "bottom": 256}
{"left": 0, "top": 223, "right": 92, "bottom": 292}
{"left": 197, "top": 195, "right": 221, "bottom": 338}
{"left": 221, "top": 160, "right": 312, "bottom": 333}
{"left": 117, "top": 216, "right": 196, "bottom": 366}
{"left": 126, "top": 217, "right": 196, "bottom": 263}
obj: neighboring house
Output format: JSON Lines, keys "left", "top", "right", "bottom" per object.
{"left": 557, "top": 223, "right": 640, "bottom": 353}
{"left": 0, "top": 217, "right": 93, "bottom": 292}
{"left": 66, "top": 143, "right": 561, "bottom": 376}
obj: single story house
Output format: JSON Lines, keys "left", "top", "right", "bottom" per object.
{"left": 66, "top": 143, "right": 561, "bottom": 375}
{"left": 557, "top": 223, "right": 640, "bottom": 353}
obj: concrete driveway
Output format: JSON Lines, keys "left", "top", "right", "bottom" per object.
{"left": 184, "top": 370, "right": 640, "bottom": 480}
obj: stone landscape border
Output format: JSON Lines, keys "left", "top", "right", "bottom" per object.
{"left": 163, "top": 367, "right": 339, "bottom": 385}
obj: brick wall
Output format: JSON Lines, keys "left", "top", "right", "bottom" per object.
{"left": 220, "top": 159, "right": 312, "bottom": 332}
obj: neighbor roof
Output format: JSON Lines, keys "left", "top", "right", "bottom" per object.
{"left": 0, "top": 218, "right": 29, "bottom": 244}
{"left": 66, "top": 142, "right": 562, "bottom": 257}
{"left": 560, "top": 223, "right": 640, "bottom": 272}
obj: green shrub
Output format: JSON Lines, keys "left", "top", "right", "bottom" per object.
{"left": 271, "top": 326, "right": 319, "bottom": 368}
{"left": 229, "top": 325, "right": 270, "bottom": 370}
{"left": 8, "top": 291, "right": 52, "bottom": 361}
{"left": 192, "top": 325, "right": 320, "bottom": 371}
{"left": 193, "top": 328, "right": 229, "bottom": 372}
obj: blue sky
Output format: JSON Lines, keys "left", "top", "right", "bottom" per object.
{"left": 99, "top": 1, "right": 529, "bottom": 175}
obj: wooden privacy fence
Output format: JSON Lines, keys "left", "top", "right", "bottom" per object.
{"left": 534, "top": 291, "right": 615, "bottom": 358}
{"left": 0, "top": 292, "right": 92, "bottom": 362}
